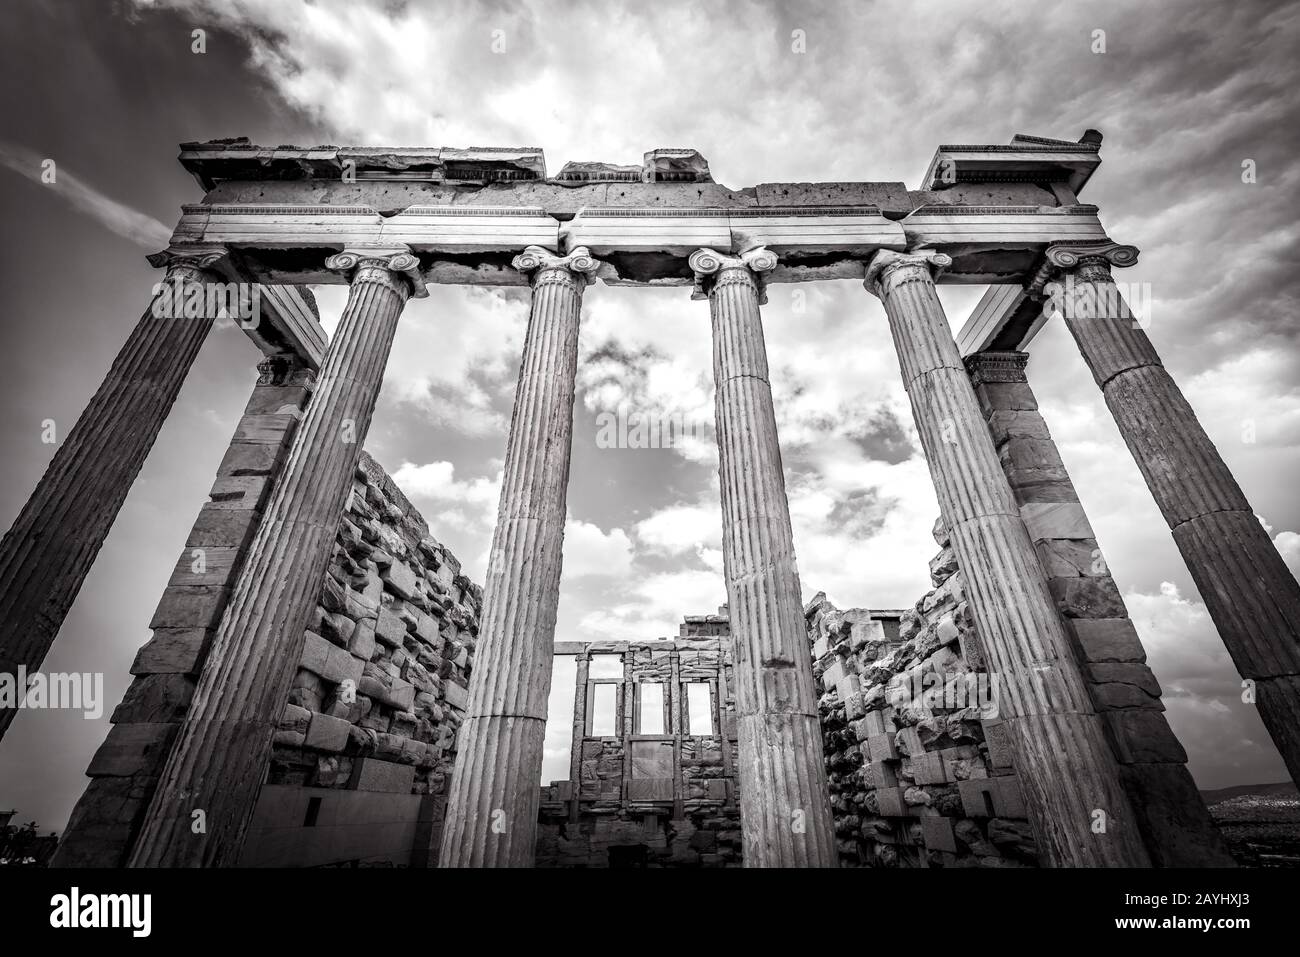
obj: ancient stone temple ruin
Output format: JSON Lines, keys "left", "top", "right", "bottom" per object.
{"left": 2, "top": 133, "right": 1297, "bottom": 867}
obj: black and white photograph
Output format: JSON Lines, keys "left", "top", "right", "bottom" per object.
{"left": 0, "top": 0, "right": 1294, "bottom": 938}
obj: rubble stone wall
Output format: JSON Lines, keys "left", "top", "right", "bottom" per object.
{"left": 808, "top": 517, "right": 1040, "bottom": 868}
{"left": 240, "top": 451, "right": 482, "bottom": 867}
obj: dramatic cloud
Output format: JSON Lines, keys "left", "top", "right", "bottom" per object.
{"left": 562, "top": 519, "right": 634, "bottom": 579}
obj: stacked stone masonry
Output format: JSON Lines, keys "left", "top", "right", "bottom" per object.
{"left": 55, "top": 421, "right": 482, "bottom": 868}
{"left": 807, "top": 545, "right": 1041, "bottom": 868}
{"left": 250, "top": 451, "right": 483, "bottom": 867}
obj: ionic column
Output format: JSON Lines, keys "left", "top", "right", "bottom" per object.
{"left": 0, "top": 249, "right": 225, "bottom": 744}
{"left": 690, "top": 247, "right": 837, "bottom": 868}
{"left": 865, "top": 249, "right": 1150, "bottom": 867}
{"left": 1046, "top": 242, "right": 1300, "bottom": 786}
{"left": 128, "top": 249, "right": 422, "bottom": 867}
{"left": 439, "top": 246, "right": 596, "bottom": 867}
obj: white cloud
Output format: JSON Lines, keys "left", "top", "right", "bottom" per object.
{"left": 634, "top": 503, "right": 721, "bottom": 555}
{"left": 578, "top": 568, "right": 728, "bottom": 641}
{"left": 1274, "top": 530, "right": 1300, "bottom": 579}
{"left": 392, "top": 459, "right": 500, "bottom": 511}
{"left": 563, "top": 519, "right": 634, "bottom": 579}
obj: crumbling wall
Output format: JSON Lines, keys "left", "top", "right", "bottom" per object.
{"left": 239, "top": 451, "right": 481, "bottom": 867}
{"left": 808, "top": 516, "right": 1039, "bottom": 868}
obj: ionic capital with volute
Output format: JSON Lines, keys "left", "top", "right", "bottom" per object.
{"left": 863, "top": 249, "right": 952, "bottom": 299}
{"left": 325, "top": 247, "right": 426, "bottom": 298}
{"left": 1026, "top": 241, "right": 1140, "bottom": 296}
{"left": 511, "top": 245, "right": 600, "bottom": 289}
{"left": 689, "top": 246, "right": 778, "bottom": 304}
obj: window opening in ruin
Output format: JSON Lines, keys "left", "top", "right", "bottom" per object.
{"left": 638, "top": 682, "right": 665, "bottom": 734}
{"left": 588, "top": 654, "right": 623, "bottom": 679}
{"left": 685, "top": 682, "right": 713, "bottom": 735}
{"left": 590, "top": 683, "right": 619, "bottom": 736}
{"left": 541, "top": 655, "right": 577, "bottom": 784}
{"left": 304, "top": 796, "right": 322, "bottom": 827}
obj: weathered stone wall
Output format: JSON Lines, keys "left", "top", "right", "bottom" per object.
{"left": 808, "top": 518, "right": 1039, "bottom": 868}
{"left": 240, "top": 451, "right": 482, "bottom": 867}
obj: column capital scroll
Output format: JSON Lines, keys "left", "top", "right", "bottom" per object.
{"left": 325, "top": 247, "right": 427, "bottom": 298}
{"left": 688, "top": 246, "right": 778, "bottom": 304}
{"left": 256, "top": 352, "right": 317, "bottom": 387}
{"left": 1027, "top": 241, "right": 1140, "bottom": 296}
{"left": 511, "top": 245, "right": 600, "bottom": 288}
{"left": 146, "top": 245, "right": 231, "bottom": 280}
{"left": 863, "top": 249, "right": 952, "bottom": 299}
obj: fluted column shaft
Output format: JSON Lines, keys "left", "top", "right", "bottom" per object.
{"left": 439, "top": 246, "right": 596, "bottom": 867}
{"left": 692, "top": 247, "right": 837, "bottom": 868}
{"left": 867, "top": 249, "right": 1150, "bottom": 867}
{"left": 0, "top": 254, "right": 221, "bottom": 744}
{"left": 128, "top": 251, "right": 418, "bottom": 866}
{"left": 1051, "top": 245, "right": 1300, "bottom": 785}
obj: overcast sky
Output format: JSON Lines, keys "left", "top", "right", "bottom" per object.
{"left": 1, "top": 0, "right": 1297, "bottom": 830}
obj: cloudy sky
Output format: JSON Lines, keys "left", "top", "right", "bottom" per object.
{"left": 1, "top": 0, "right": 1297, "bottom": 830}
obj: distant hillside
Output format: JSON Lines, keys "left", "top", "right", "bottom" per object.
{"left": 1200, "top": 781, "right": 1300, "bottom": 867}
{"left": 1200, "top": 781, "right": 1297, "bottom": 805}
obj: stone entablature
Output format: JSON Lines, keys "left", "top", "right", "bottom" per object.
{"left": 178, "top": 140, "right": 548, "bottom": 189}
{"left": 178, "top": 141, "right": 715, "bottom": 189}
{"left": 921, "top": 132, "right": 1102, "bottom": 193}
{"left": 164, "top": 201, "right": 1112, "bottom": 290}
{"left": 157, "top": 131, "right": 1120, "bottom": 366}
